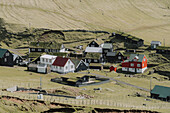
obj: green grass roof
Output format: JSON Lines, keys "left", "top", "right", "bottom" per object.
{"left": 28, "top": 52, "right": 44, "bottom": 58}
{"left": 85, "top": 53, "right": 101, "bottom": 59}
{"left": 156, "top": 46, "right": 170, "bottom": 50}
{"left": 0, "top": 48, "right": 7, "bottom": 58}
{"left": 30, "top": 41, "right": 62, "bottom": 49}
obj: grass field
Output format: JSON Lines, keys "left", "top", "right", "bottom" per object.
{"left": 0, "top": 0, "right": 170, "bottom": 45}
{"left": 0, "top": 66, "right": 170, "bottom": 112}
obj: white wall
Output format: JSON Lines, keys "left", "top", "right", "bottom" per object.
{"left": 52, "top": 59, "right": 75, "bottom": 73}
{"left": 38, "top": 68, "right": 46, "bottom": 73}
{"left": 40, "top": 57, "right": 56, "bottom": 65}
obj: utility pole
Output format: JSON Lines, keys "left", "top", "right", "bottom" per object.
{"left": 150, "top": 77, "right": 152, "bottom": 92}
{"left": 40, "top": 77, "right": 42, "bottom": 89}
{"left": 164, "top": 39, "right": 165, "bottom": 46}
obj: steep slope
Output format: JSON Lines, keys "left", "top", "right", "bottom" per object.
{"left": 0, "top": 0, "right": 170, "bottom": 45}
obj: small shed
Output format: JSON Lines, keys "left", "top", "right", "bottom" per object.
{"left": 110, "top": 65, "right": 117, "bottom": 72}
{"left": 27, "top": 63, "right": 38, "bottom": 72}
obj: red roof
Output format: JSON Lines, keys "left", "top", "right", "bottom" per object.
{"left": 52, "top": 57, "right": 69, "bottom": 67}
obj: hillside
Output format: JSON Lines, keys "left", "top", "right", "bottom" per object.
{"left": 0, "top": 0, "right": 170, "bottom": 45}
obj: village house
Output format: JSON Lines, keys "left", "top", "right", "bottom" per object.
{"left": 151, "top": 85, "right": 170, "bottom": 101}
{"left": 71, "top": 58, "right": 88, "bottom": 72}
{"left": 51, "top": 57, "right": 75, "bottom": 74}
{"left": 115, "top": 32, "right": 144, "bottom": 48}
{"left": 13, "top": 54, "right": 23, "bottom": 65}
{"left": 84, "top": 52, "right": 103, "bottom": 64}
{"left": 29, "top": 41, "right": 65, "bottom": 53}
{"left": 101, "top": 43, "right": 113, "bottom": 54}
{"left": 87, "top": 39, "right": 104, "bottom": 47}
{"left": 156, "top": 46, "right": 170, "bottom": 54}
{"left": 0, "top": 48, "right": 14, "bottom": 67}
{"left": 40, "top": 54, "right": 57, "bottom": 65}
{"left": 106, "top": 51, "right": 126, "bottom": 63}
{"left": 151, "top": 41, "right": 161, "bottom": 49}
{"left": 121, "top": 54, "right": 147, "bottom": 73}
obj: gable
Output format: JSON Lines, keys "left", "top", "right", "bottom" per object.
{"left": 89, "top": 41, "right": 99, "bottom": 46}
{"left": 76, "top": 60, "right": 87, "bottom": 68}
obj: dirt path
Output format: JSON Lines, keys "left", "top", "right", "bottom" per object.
{"left": 78, "top": 72, "right": 150, "bottom": 92}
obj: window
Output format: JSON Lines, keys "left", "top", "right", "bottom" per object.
{"left": 4, "top": 58, "right": 7, "bottom": 62}
{"left": 65, "top": 66, "right": 67, "bottom": 70}
{"left": 71, "top": 65, "right": 73, "bottom": 69}
{"left": 60, "top": 67, "right": 62, "bottom": 70}
{"left": 118, "top": 56, "right": 121, "bottom": 60}
{"left": 49, "top": 59, "right": 52, "bottom": 63}
{"left": 38, "top": 49, "right": 41, "bottom": 51}
{"left": 6, "top": 53, "right": 9, "bottom": 56}
{"left": 94, "top": 60, "right": 98, "bottom": 62}
{"left": 31, "top": 48, "right": 35, "bottom": 51}
{"left": 143, "top": 64, "right": 144, "bottom": 67}
{"left": 68, "top": 61, "right": 70, "bottom": 64}
{"left": 46, "top": 59, "right": 48, "bottom": 63}
{"left": 144, "top": 58, "right": 146, "bottom": 61}
{"left": 137, "top": 64, "right": 141, "bottom": 67}
{"left": 131, "top": 63, "right": 134, "bottom": 67}
{"left": 42, "top": 58, "right": 45, "bottom": 62}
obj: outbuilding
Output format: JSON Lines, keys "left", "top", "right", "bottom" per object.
{"left": 151, "top": 41, "right": 161, "bottom": 49}
{"left": 151, "top": 85, "right": 170, "bottom": 101}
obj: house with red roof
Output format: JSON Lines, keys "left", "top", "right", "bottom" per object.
{"left": 121, "top": 54, "right": 147, "bottom": 73}
{"left": 51, "top": 57, "right": 75, "bottom": 74}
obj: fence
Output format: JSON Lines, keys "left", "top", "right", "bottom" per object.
{"left": 0, "top": 91, "right": 170, "bottom": 111}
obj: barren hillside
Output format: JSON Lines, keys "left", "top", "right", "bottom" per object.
{"left": 0, "top": 0, "right": 170, "bottom": 45}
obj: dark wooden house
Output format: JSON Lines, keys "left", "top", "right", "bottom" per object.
{"left": 88, "top": 39, "right": 104, "bottom": 47}
{"left": 13, "top": 54, "right": 23, "bottom": 65}
{"left": 115, "top": 32, "right": 144, "bottom": 48}
{"left": 151, "top": 85, "right": 170, "bottom": 101}
{"left": 106, "top": 51, "right": 126, "bottom": 63}
{"left": 0, "top": 48, "right": 14, "bottom": 67}
{"left": 29, "top": 41, "right": 65, "bottom": 53}
{"left": 71, "top": 59, "right": 88, "bottom": 72}
{"left": 84, "top": 52, "right": 103, "bottom": 63}
{"left": 156, "top": 46, "right": 170, "bottom": 54}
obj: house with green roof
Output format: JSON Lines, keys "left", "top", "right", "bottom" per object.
{"left": 29, "top": 41, "right": 65, "bottom": 54}
{"left": 87, "top": 38, "right": 104, "bottom": 47}
{"left": 71, "top": 58, "right": 87, "bottom": 72}
{"left": 0, "top": 48, "right": 14, "bottom": 66}
{"left": 106, "top": 51, "right": 127, "bottom": 63}
{"left": 151, "top": 85, "right": 170, "bottom": 101}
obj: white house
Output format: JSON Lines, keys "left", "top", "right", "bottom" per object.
{"left": 40, "top": 54, "right": 57, "bottom": 65}
{"left": 51, "top": 57, "right": 75, "bottom": 74}
{"left": 151, "top": 41, "right": 161, "bottom": 49}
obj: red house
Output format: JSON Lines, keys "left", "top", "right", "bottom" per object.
{"left": 110, "top": 66, "right": 117, "bottom": 72}
{"left": 121, "top": 54, "right": 147, "bottom": 73}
